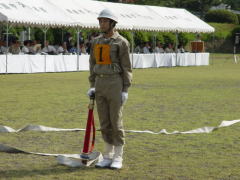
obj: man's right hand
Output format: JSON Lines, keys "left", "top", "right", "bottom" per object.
{"left": 87, "top": 88, "right": 95, "bottom": 97}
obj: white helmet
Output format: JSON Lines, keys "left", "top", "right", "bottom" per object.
{"left": 98, "top": 9, "right": 118, "bottom": 23}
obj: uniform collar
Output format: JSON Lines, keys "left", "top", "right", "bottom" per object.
{"left": 100, "top": 31, "right": 119, "bottom": 40}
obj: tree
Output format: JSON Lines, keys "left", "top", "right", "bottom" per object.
{"left": 223, "top": 0, "right": 240, "bottom": 10}
{"left": 104, "top": 0, "right": 222, "bottom": 18}
{"left": 173, "top": 0, "right": 221, "bottom": 18}
{"left": 199, "top": 0, "right": 222, "bottom": 18}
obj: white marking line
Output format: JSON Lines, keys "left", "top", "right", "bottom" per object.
{"left": 1, "top": 119, "right": 240, "bottom": 134}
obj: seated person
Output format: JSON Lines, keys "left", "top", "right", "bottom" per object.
{"left": 80, "top": 43, "right": 87, "bottom": 54}
{"left": 177, "top": 44, "right": 185, "bottom": 53}
{"left": 69, "top": 44, "right": 77, "bottom": 54}
{"left": 154, "top": 41, "right": 164, "bottom": 53}
{"left": 165, "top": 43, "right": 174, "bottom": 53}
{"left": 195, "top": 34, "right": 202, "bottom": 42}
{"left": 57, "top": 42, "right": 69, "bottom": 54}
{"left": 143, "top": 42, "right": 151, "bottom": 54}
{"left": 41, "top": 40, "right": 57, "bottom": 55}
{"left": 134, "top": 44, "right": 142, "bottom": 54}
{"left": 21, "top": 40, "right": 31, "bottom": 54}
{"left": 0, "top": 41, "right": 8, "bottom": 54}
{"left": 9, "top": 40, "right": 21, "bottom": 54}
{"left": 68, "top": 42, "right": 82, "bottom": 55}
{"left": 29, "top": 40, "right": 42, "bottom": 54}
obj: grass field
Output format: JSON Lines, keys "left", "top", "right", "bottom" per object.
{"left": 0, "top": 53, "right": 240, "bottom": 180}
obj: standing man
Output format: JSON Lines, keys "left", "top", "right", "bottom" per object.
{"left": 87, "top": 9, "right": 132, "bottom": 169}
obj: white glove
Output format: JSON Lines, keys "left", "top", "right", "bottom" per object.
{"left": 87, "top": 88, "right": 95, "bottom": 97}
{"left": 121, "top": 92, "right": 128, "bottom": 105}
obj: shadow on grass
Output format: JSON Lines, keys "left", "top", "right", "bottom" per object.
{"left": 0, "top": 165, "right": 96, "bottom": 179}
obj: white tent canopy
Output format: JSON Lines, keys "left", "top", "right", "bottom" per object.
{"left": 0, "top": 0, "right": 214, "bottom": 33}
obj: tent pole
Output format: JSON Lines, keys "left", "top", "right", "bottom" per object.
{"left": 0, "top": 23, "right": 3, "bottom": 38}
{"left": 76, "top": 28, "right": 81, "bottom": 71}
{"left": 131, "top": 31, "right": 134, "bottom": 68}
{"left": 5, "top": 22, "right": 9, "bottom": 74}
{"left": 175, "top": 31, "right": 178, "bottom": 52}
{"left": 152, "top": 32, "right": 157, "bottom": 68}
{"left": 212, "top": 33, "right": 215, "bottom": 65}
{"left": 28, "top": 27, "right": 31, "bottom": 40}
{"left": 6, "top": 23, "right": 9, "bottom": 51}
{"left": 42, "top": 28, "right": 49, "bottom": 48}
{"left": 153, "top": 32, "right": 157, "bottom": 52}
{"left": 42, "top": 27, "right": 49, "bottom": 72}
{"left": 4, "top": 23, "right": 13, "bottom": 74}
{"left": 175, "top": 31, "right": 179, "bottom": 66}
{"left": 62, "top": 29, "right": 64, "bottom": 43}
{"left": 194, "top": 33, "right": 197, "bottom": 66}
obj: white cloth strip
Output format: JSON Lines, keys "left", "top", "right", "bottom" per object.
{"left": 0, "top": 143, "right": 101, "bottom": 167}
{"left": 1, "top": 119, "right": 240, "bottom": 135}
{"left": 0, "top": 125, "right": 85, "bottom": 133}
{"left": 0, "top": 143, "right": 79, "bottom": 157}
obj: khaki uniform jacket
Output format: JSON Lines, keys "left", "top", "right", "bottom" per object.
{"left": 89, "top": 31, "right": 132, "bottom": 92}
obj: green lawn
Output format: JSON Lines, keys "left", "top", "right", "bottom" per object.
{"left": 0, "top": 53, "right": 240, "bottom": 180}
{"left": 208, "top": 23, "right": 237, "bottom": 39}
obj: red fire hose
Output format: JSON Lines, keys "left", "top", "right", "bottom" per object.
{"left": 81, "top": 93, "right": 96, "bottom": 159}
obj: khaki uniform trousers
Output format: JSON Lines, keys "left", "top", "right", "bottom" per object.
{"left": 95, "top": 74, "right": 125, "bottom": 146}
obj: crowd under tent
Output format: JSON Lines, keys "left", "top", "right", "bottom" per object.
{"left": 0, "top": 0, "right": 214, "bottom": 74}
{"left": 0, "top": 0, "right": 214, "bottom": 32}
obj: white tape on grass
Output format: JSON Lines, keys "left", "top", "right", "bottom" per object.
{"left": 1, "top": 119, "right": 240, "bottom": 134}
{"left": 1, "top": 119, "right": 240, "bottom": 167}
{"left": 0, "top": 125, "right": 85, "bottom": 133}
{"left": 0, "top": 143, "right": 102, "bottom": 168}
